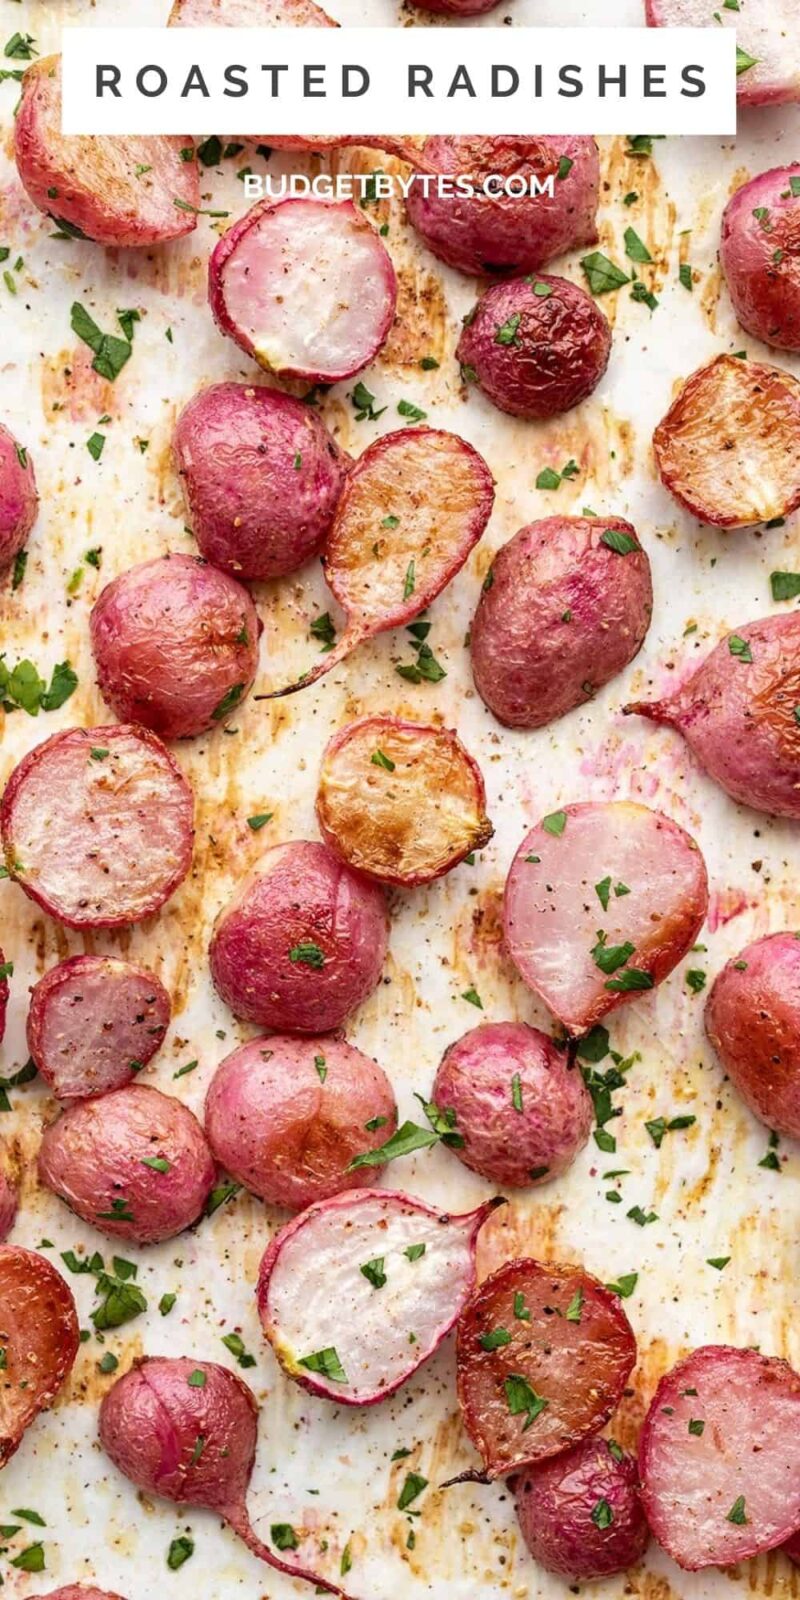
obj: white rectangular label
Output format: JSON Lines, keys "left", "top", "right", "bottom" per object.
{"left": 61, "top": 26, "right": 737, "bottom": 137}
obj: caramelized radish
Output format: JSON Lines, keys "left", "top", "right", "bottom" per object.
{"left": 0, "top": 1245, "right": 79, "bottom": 1469}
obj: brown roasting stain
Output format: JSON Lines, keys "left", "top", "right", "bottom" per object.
{"left": 40, "top": 345, "right": 118, "bottom": 424}
{"left": 700, "top": 263, "right": 724, "bottom": 334}
{"left": 67, "top": 1332, "right": 145, "bottom": 1409}
{"left": 475, "top": 1197, "right": 565, "bottom": 1280}
{"left": 382, "top": 263, "right": 449, "bottom": 373}
{"left": 627, "top": 1573, "right": 685, "bottom": 1600}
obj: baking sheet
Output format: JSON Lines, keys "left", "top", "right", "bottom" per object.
{"left": 2, "top": 1, "right": 800, "bottom": 1595}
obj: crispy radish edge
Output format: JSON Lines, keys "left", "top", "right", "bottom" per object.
{"left": 257, "top": 1189, "right": 505, "bottom": 1406}
{"left": 0, "top": 1245, "right": 80, "bottom": 1469}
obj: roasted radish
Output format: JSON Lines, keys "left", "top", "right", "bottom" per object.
{"left": 0, "top": 423, "right": 37, "bottom": 571}
{"left": 263, "top": 428, "right": 493, "bottom": 695}
{"left": 38, "top": 1084, "right": 216, "bottom": 1244}
{"left": 640, "top": 1345, "right": 800, "bottom": 1569}
{"left": 173, "top": 383, "right": 348, "bottom": 582}
{"left": 209, "top": 840, "right": 389, "bottom": 1032}
{"left": 316, "top": 717, "right": 493, "bottom": 887}
{"left": 503, "top": 801, "right": 708, "bottom": 1035}
{"left": 170, "top": 0, "right": 336, "bottom": 20}
{"left": 1, "top": 725, "right": 194, "bottom": 929}
{"left": 405, "top": 136, "right": 600, "bottom": 278}
{"left": 99, "top": 1357, "right": 346, "bottom": 1595}
{"left": 457, "top": 275, "right": 611, "bottom": 420}
{"left": 706, "top": 932, "right": 800, "bottom": 1139}
{"left": 456, "top": 1258, "right": 637, "bottom": 1477}
{"left": 38, "top": 1589, "right": 129, "bottom": 1600}
{"left": 653, "top": 355, "right": 800, "bottom": 528}
{"left": 471, "top": 517, "right": 653, "bottom": 729}
{"left": 257, "top": 1188, "right": 501, "bottom": 1405}
{"left": 433, "top": 1022, "right": 592, "bottom": 1187}
{"left": 27, "top": 955, "right": 171, "bottom": 1103}
{"left": 515, "top": 1438, "right": 649, "bottom": 1579}
{"left": 15, "top": 57, "right": 199, "bottom": 247}
{"left": 209, "top": 198, "right": 397, "bottom": 382}
{"left": 646, "top": 0, "right": 800, "bottom": 107}
{"left": 90, "top": 554, "right": 260, "bottom": 739}
{"left": 205, "top": 1035, "right": 398, "bottom": 1209}
{"left": 721, "top": 167, "right": 800, "bottom": 353}
{"left": 626, "top": 613, "right": 800, "bottom": 818}
{"left": 0, "top": 1245, "right": 79, "bottom": 1469}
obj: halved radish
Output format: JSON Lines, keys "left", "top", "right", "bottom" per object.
{"left": 0, "top": 1245, "right": 79, "bottom": 1469}
{"left": 14, "top": 57, "right": 199, "bottom": 248}
{"left": 653, "top": 355, "right": 800, "bottom": 528}
{"left": 503, "top": 801, "right": 708, "bottom": 1036}
{"left": 316, "top": 717, "right": 493, "bottom": 887}
{"left": 169, "top": 0, "right": 336, "bottom": 21}
{"left": 27, "top": 954, "right": 171, "bottom": 1102}
{"left": 257, "top": 1188, "right": 502, "bottom": 1406}
{"left": 626, "top": 614, "right": 800, "bottom": 819}
{"left": 209, "top": 198, "right": 397, "bottom": 383}
{"left": 646, "top": 0, "right": 800, "bottom": 108}
{"left": 261, "top": 428, "right": 493, "bottom": 696}
{"left": 640, "top": 1345, "right": 800, "bottom": 1570}
{"left": 1, "top": 725, "right": 194, "bottom": 930}
{"left": 456, "top": 1258, "right": 636, "bottom": 1479}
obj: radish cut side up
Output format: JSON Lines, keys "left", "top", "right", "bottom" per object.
{"left": 257, "top": 1188, "right": 502, "bottom": 1406}
{"left": 646, "top": 0, "right": 800, "bottom": 107}
{"left": 263, "top": 427, "right": 494, "bottom": 696}
{"left": 640, "top": 1345, "right": 800, "bottom": 1570}
{"left": 0, "top": 1245, "right": 79, "bottom": 1468}
{"left": 209, "top": 198, "right": 397, "bottom": 382}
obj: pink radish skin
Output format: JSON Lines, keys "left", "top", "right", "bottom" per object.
{"left": 784, "top": 1529, "right": 800, "bottom": 1565}
{"left": 0, "top": 1161, "right": 17, "bottom": 1241}
{"left": 639, "top": 1345, "right": 800, "bottom": 1570}
{"left": 173, "top": 384, "right": 348, "bottom": 582}
{"left": 0, "top": 1245, "right": 80, "bottom": 1469}
{"left": 14, "top": 57, "right": 199, "bottom": 247}
{"left": 36, "top": 1590, "right": 128, "bottom": 1599}
{"left": 515, "top": 1438, "right": 649, "bottom": 1579}
{"left": 38, "top": 1084, "right": 216, "bottom": 1245}
{"left": 405, "top": 136, "right": 600, "bottom": 278}
{"left": 721, "top": 168, "right": 800, "bottom": 353}
{"left": 209, "top": 840, "right": 389, "bottom": 1033}
{"left": 408, "top": 0, "right": 500, "bottom": 11}
{"left": 433, "top": 1022, "right": 592, "bottom": 1188}
{"left": 0, "top": 422, "right": 37, "bottom": 571}
{"left": 705, "top": 932, "right": 800, "bottom": 1140}
{"left": 90, "top": 554, "right": 260, "bottom": 740}
{"left": 457, "top": 275, "right": 611, "bottom": 420}
{"left": 645, "top": 0, "right": 800, "bottom": 108}
{"left": 0, "top": 945, "right": 8, "bottom": 1045}
{"left": 503, "top": 801, "right": 708, "bottom": 1035}
{"left": 26, "top": 954, "right": 171, "bottom": 1103}
{"left": 262, "top": 428, "right": 494, "bottom": 696}
{"left": 209, "top": 198, "right": 397, "bottom": 383}
{"left": 258, "top": 1188, "right": 502, "bottom": 1406}
{"left": 626, "top": 614, "right": 800, "bottom": 819}
{"left": 0, "top": 725, "right": 194, "bottom": 930}
{"left": 99, "top": 1357, "right": 349, "bottom": 1596}
{"left": 471, "top": 516, "right": 653, "bottom": 729}
{"left": 205, "top": 1035, "right": 398, "bottom": 1210}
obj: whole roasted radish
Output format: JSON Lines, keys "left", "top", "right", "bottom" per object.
{"left": 457, "top": 275, "right": 611, "bottom": 420}
{"left": 721, "top": 167, "right": 800, "bottom": 352}
{"left": 705, "top": 932, "right": 800, "bottom": 1139}
{"left": 503, "top": 801, "right": 708, "bottom": 1035}
{"left": 653, "top": 355, "right": 800, "bottom": 527}
{"left": 99, "top": 1357, "right": 346, "bottom": 1595}
{"left": 263, "top": 428, "right": 493, "bottom": 695}
{"left": 173, "top": 384, "right": 347, "bottom": 581}
{"left": 209, "top": 840, "right": 389, "bottom": 1032}
{"left": 316, "top": 717, "right": 493, "bottom": 886}
{"left": 433, "top": 1021, "right": 592, "bottom": 1187}
{"left": 646, "top": 0, "right": 799, "bottom": 107}
{"left": 14, "top": 58, "right": 199, "bottom": 247}
{"left": 209, "top": 197, "right": 396, "bottom": 383}
{"left": 0, "top": 423, "right": 37, "bottom": 571}
{"left": 626, "top": 613, "right": 800, "bottom": 818}
{"left": 258, "top": 1188, "right": 501, "bottom": 1405}
{"left": 38, "top": 1084, "right": 216, "bottom": 1244}
{"left": 0, "top": 1245, "right": 79, "bottom": 1469}
{"left": 90, "top": 554, "right": 260, "bottom": 739}
{"left": 1, "top": 725, "right": 194, "bottom": 928}
{"left": 515, "top": 1438, "right": 649, "bottom": 1579}
{"left": 640, "top": 1345, "right": 800, "bottom": 1569}
{"left": 456, "top": 1257, "right": 636, "bottom": 1477}
{"left": 27, "top": 955, "right": 171, "bottom": 1102}
{"left": 405, "top": 136, "right": 600, "bottom": 277}
{"left": 205, "top": 1035, "right": 397, "bottom": 1209}
{"left": 471, "top": 516, "right": 653, "bottom": 729}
